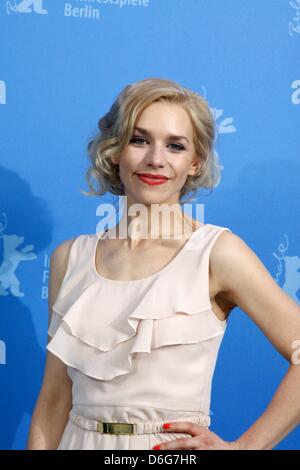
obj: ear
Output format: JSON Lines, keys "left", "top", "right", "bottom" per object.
{"left": 187, "top": 157, "right": 202, "bottom": 176}
{"left": 110, "top": 154, "right": 119, "bottom": 166}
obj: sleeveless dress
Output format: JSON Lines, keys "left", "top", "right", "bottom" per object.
{"left": 46, "top": 223, "right": 232, "bottom": 450}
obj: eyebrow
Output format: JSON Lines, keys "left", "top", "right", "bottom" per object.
{"left": 133, "top": 126, "right": 190, "bottom": 144}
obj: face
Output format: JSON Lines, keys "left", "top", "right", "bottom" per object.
{"left": 111, "top": 102, "right": 201, "bottom": 207}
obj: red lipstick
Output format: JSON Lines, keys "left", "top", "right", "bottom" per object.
{"left": 136, "top": 173, "right": 170, "bottom": 185}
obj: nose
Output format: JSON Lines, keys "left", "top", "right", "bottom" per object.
{"left": 143, "top": 143, "right": 166, "bottom": 168}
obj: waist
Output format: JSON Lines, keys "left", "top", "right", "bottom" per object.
{"left": 69, "top": 409, "right": 211, "bottom": 435}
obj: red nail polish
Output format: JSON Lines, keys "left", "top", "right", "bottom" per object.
{"left": 152, "top": 445, "right": 160, "bottom": 450}
{"left": 163, "top": 423, "right": 171, "bottom": 429}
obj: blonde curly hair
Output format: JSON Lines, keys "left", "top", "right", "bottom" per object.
{"left": 82, "top": 77, "right": 222, "bottom": 205}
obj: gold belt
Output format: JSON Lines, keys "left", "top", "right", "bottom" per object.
{"left": 69, "top": 411, "right": 211, "bottom": 435}
{"left": 96, "top": 421, "right": 137, "bottom": 434}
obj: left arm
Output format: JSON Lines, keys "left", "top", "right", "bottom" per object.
{"left": 154, "top": 231, "right": 300, "bottom": 450}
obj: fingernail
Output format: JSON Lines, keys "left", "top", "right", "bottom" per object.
{"left": 163, "top": 423, "right": 171, "bottom": 429}
{"left": 152, "top": 445, "right": 160, "bottom": 450}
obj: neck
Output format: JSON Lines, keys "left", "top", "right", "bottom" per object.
{"left": 105, "top": 197, "right": 198, "bottom": 249}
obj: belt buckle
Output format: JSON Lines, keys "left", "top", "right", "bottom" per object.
{"left": 96, "top": 421, "right": 137, "bottom": 435}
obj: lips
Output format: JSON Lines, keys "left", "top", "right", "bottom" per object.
{"left": 135, "top": 173, "right": 170, "bottom": 186}
{"left": 136, "top": 173, "right": 169, "bottom": 180}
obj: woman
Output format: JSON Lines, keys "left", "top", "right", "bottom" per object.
{"left": 27, "top": 78, "right": 300, "bottom": 450}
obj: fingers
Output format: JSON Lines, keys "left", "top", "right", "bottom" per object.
{"left": 151, "top": 421, "right": 231, "bottom": 451}
{"left": 162, "top": 421, "right": 209, "bottom": 438}
{"left": 156, "top": 437, "right": 198, "bottom": 450}
{"left": 151, "top": 421, "right": 213, "bottom": 451}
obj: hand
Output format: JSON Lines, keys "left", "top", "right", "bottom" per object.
{"left": 152, "top": 421, "right": 241, "bottom": 451}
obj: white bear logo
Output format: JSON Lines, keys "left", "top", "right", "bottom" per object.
{"left": 6, "top": 0, "right": 47, "bottom": 15}
{"left": 0, "top": 234, "right": 37, "bottom": 297}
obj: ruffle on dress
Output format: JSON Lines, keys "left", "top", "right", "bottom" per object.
{"left": 47, "top": 271, "right": 227, "bottom": 381}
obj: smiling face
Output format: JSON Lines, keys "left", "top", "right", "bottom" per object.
{"left": 111, "top": 101, "right": 202, "bottom": 207}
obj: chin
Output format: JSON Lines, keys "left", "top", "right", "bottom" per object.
{"left": 134, "top": 191, "right": 168, "bottom": 205}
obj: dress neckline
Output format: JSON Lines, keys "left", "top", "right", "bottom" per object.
{"left": 92, "top": 224, "right": 210, "bottom": 284}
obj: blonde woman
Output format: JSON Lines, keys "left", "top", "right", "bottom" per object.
{"left": 27, "top": 78, "right": 300, "bottom": 450}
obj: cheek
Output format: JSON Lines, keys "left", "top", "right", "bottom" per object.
{"left": 118, "top": 157, "right": 141, "bottom": 187}
{"left": 118, "top": 165, "right": 131, "bottom": 186}
{"left": 172, "top": 161, "right": 191, "bottom": 179}
{"left": 120, "top": 150, "right": 143, "bottom": 172}
{"left": 118, "top": 156, "right": 134, "bottom": 178}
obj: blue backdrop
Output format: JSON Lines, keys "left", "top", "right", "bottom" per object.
{"left": 0, "top": 0, "right": 299, "bottom": 450}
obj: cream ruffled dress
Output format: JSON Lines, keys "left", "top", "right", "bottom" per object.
{"left": 47, "top": 223, "right": 231, "bottom": 449}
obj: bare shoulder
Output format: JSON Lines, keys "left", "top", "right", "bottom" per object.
{"left": 209, "top": 229, "right": 259, "bottom": 299}
{"left": 49, "top": 238, "right": 77, "bottom": 301}
{"left": 209, "top": 230, "right": 243, "bottom": 313}
{"left": 209, "top": 229, "right": 300, "bottom": 363}
{"left": 34, "top": 238, "right": 77, "bottom": 414}
{"left": 50, "top": 238, "right": 77, "bottom": 279}
{"left": 211, "top": 229, "right": 247, "bottom": 262}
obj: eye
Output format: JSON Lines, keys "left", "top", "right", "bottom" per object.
{"left": 130, "top": 136, "right": 147, "bottom": 145}
{"left": 169, "top": 143, "right": 185, "bottom": 151}
{"left": 130, "top": 136, "right": 185, "bottom": 152}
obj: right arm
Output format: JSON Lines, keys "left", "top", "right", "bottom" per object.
{"left": 26, "top": 238, "right": 76, "bottom": 450}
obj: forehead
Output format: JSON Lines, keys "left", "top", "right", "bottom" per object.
{"left": 135, "top": 102, "right": 193, "bottom": 135}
